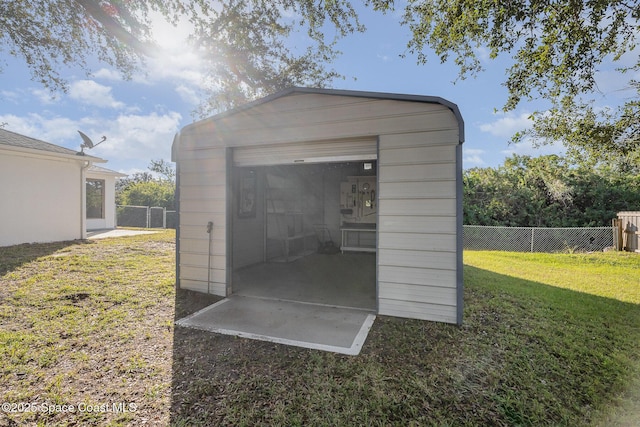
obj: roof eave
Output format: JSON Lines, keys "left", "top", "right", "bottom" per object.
{"left": 0, "top": 144, "right": 106, "bottom": 163}
{"left": 87, "top": 170, "right": 127, "bottom": 178}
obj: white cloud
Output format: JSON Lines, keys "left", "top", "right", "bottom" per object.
{"left": 0, "top": 111, "right": 182, "bottom": 165}
{"left": 475, "top": 111, "right": 567, "bottom": 164}
{"left": 86, "top": 111, "right": 182, "bottom": 162}
{"left": 1, "top": 88, "right": 54, "bottom": 106}
{"left": 0, "top": 114, "right": 43, "bottom": 138}
{"left": 39, "top": 117, "right": 87, "bottom": 142}
{"left": 69, "top": 80, "right": 125, "bottom": 109}
{"left": 1, "top": 90, "right": 23, "bottom": 104}
{"left": 116, "top": 167, "right": 148, "bottom": 176}
{"left": 30, "top": 88, "right": 58, "bottom": 105}
{"left": 501, "top": 137, "right": 565, "bottom": 158}
{"left": 479, "top": 112, "right": 534, "bottom": 138}
{"left": 0, "top": 113, "right": 99, "bottom": 152}
{"left": 93, "top": 68, "right": 122, "bottom": 81}
{"left": 175, "top": 84, "right": 201, "bottom": 106}
{"left": 463, "top": 148, "right": 485, "bottom": 166}
{"left": 82, "top": 13, "right": 208, "bottom": 110}
{"left": 475, "top": 46, "right": 492, "bottom": 63}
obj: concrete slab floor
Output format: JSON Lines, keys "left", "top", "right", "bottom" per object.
{"left": 232, "top": 252, "right": 376, "bottom": 310}
{"left": 175, "top": 295, "right": 376, "bottom": 355}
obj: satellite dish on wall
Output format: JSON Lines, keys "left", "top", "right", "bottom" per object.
{"left": 78, "top": 131, "right": 107, "bottom": 154}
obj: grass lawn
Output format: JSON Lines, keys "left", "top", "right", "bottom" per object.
{"left": 1, "top": 232, "right": 639, "bottom": 426}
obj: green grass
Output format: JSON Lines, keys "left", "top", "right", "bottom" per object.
{"left": 0, "top": 231, "right": 176, "bottom": 426}
{"left": 463, "top": 251, "right": 640, "bottom": 426}
{"left": 464, "top": 250, "right": 640, "bottom": 303}
{"left": 1, "top": 235, "right": 639, "bottom": 426}
{"left": 172, "top": 251, "right": 640, "bottom": 426}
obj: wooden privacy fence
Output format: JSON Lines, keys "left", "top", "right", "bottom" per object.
{"left": 613, "top": 211, "right": 640, "bottom": 253}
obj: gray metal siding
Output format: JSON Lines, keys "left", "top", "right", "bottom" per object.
{"left": 176, "top": 147, "right": 227, "bottom": 295}
{"left": 377, "top": 131, "right": 460, "bottom": 323}
{"left": 181, "top": 96, "right": 457, "bottom": 149}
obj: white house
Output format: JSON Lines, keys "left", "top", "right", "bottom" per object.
{"left": 86, "top": 165, "right": 126, "bottom": 231}
{"left": 0, "top": 128, "right": 123, "bottom": 246}
{"left": 171, "top": 88, "right": 464, "bottom": 324}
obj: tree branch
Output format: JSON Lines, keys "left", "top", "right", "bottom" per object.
{"left": 75, "top": 0, "right": 153, "bottom": 56}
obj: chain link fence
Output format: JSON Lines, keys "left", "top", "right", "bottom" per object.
{"left": 464, "top": 225, "right": 614, "bottom": 253}
{"left": 116, "top": 205, "right": 177, "bottom": 229}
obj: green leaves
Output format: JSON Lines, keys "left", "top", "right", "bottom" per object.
{"left": 375, "top": 0, "right": 640, "bottom": 160}
{"left": 464, "top": 155, "right": 640, "bottom": 227}
{"left": 1, "top": 0, "right": 364, "bottom": 113}
{"left": 116, "top": 159, "right": 176, "bottom": 208}
{"left": 119, "top": 180, "right": 175, "bottom": 209}
{"left": 517, "top": 85, "right": 640, "bottom": 168}
{"left": 394, "top": 0, "right": 639, "bottom": 107}
{"left": 191, "top": 0, "right": 363, "bottom": 115}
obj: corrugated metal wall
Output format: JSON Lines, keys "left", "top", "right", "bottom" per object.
{"left": 378, "top": 132, "right": 460, "bottom": 323}
{"left": 175, "top": 147, "right": 228, "bottom": 295}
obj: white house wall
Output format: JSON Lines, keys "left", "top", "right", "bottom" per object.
{"left": 175, "top": 90, "right": 463, "bottom": 324}
{"left": 0, "top": 151, "right": 82, "bottom": 246}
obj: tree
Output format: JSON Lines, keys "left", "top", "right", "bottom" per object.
{"left": 463, "top": 154, "right": 640, "bottom": 227}
{"left": 119, "top": 180, "right": 175, "bottom": 209}
{"left": 116, "top": 159, "right": 175, "bottom": 206}
{"left": 6, "top": 1, "right": 640, "bottom": 158}
{"left": 148, "top": 159, "right": 175, "bottom": 182}
{"left": 370, "top": 0, "right": 640, "bottom": 162}
{"left": 517, "top": 86, "right": 640, "bottom": 168}
{"left": 115, "top": 172, "right": 154, "bottom": 204}
{"left": 1, "top": 0, "right": 363, "bottom": 114}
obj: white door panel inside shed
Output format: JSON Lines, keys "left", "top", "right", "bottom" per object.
{"left": 233, "top": 138, "right": 377, "bottom": 166}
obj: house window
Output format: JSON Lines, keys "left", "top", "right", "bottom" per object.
{"left": 86, "top": 179, "right": 105, "bottom": 219}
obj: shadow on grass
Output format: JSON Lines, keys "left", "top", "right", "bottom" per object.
{"left": 169, "top": 265, "right": 640, "bottom": 426}
{"left": 0, "top": 239, "right": 94, "bottom": 277}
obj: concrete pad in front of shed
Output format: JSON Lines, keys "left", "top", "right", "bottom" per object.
{"left": 175, "top": 296, "right": 376, "bottom": 355}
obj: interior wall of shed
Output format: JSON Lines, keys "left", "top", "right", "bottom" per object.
{"left": 231, "top": 161, "right": 377, "bottom": 270}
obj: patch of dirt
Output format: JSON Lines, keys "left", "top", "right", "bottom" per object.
{"left": 61, "top": 292, "right": 91, "bottom": 303}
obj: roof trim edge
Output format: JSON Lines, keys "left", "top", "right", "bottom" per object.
{"left": 181, "top": 87, "right": 465, "bottom": 144}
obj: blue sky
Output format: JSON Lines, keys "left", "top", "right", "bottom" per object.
{"left": 0, "top": 5, "right": 633, "bottom": 176}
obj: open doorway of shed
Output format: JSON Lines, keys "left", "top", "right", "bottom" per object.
{"left": 231, "top": 161, "right": 377, "bottom": 311}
